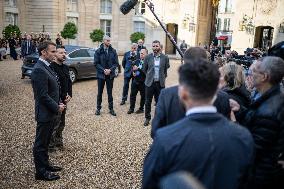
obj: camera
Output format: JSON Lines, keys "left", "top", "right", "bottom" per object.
{"left": 128, "top": 52, "right": 137, "bottom": 65}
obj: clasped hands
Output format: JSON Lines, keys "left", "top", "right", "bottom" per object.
{"left": 104, "top": 69, "right": 111, "bottom": 75}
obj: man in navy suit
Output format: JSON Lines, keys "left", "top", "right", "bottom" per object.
{"left": 94, "top": 35, "right": 119, "bottom": 116}
{"left": 31, "top": 41, "right": 66, "bottom": 181}
{"left": 142, "top": 59, "right": 254, "bottom": 189}
{"left": 120, "top": 43, "right": 139, "bottom": 105}
{"left": 151, "top": 47, "right": 231, "bottom": 138}
{"left": 21, "top": 34, "right": 36, "bottom": 79}
{"left": 21, "top": 34, "right": 36, "bottom": 58}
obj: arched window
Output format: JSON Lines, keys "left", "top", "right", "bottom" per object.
{"left": 100, "top": 0, "right": 112, "bottom": 14}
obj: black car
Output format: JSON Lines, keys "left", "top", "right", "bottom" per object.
{"left": 21, "top": 45, "right": 121, "bottom": 83}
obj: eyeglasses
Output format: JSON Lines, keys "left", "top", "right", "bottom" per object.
{"left": 152, "top": 45, "right": 159, "bottom": 47}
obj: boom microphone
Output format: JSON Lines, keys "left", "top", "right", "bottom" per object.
{"left": 120, "top": 0, "right": 139, "bottom": 15}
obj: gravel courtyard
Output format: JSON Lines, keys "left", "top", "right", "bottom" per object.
{"left": 0, "top": 58, "right": 180, "bottom": 189}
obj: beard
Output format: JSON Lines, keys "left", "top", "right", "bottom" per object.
{"left": 153, "top": 49, "right": 160, "bottom": 54}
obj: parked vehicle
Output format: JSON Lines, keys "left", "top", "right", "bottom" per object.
{"left": 21, "top": 45, "right": 121, "bottom": 83}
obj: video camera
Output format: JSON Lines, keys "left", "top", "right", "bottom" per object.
{"left": 128, "top": 52, "right": 138, "bottom": 66}
{"left": 228, "top": 55, "right": 255, "bottom": 70}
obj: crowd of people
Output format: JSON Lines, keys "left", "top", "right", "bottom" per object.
{"left": 0, "top": 32, "right": 63, "bottom": 61}
{"left": 25, "top": 34, "right": 284, "bottom": 189}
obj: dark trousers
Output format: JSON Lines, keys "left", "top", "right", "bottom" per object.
{"left": 50, "top": 109, "right": 66, "bottom": 147}
{"left": 129, "top": 80, "right": 145, "bottom": 111}
{"left": 122, "top": 77, "right": 132, "bottom": 101}
{"left": 97, "top": 77, "right": 114, "bottom": 110}
{"left": 145, "top": 82, "right": 164, "bottom": 119}
{"left": 33, "top": 119, "right": 57, "bottom": 173}
{"left": 10, "top": 47, "right": 17, "bottom": 60}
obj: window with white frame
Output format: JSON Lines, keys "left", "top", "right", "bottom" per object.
{"left": 217, "top": 18, "right": 222, "bottom": 31}
{"left": 5, "top": 12, "right": 18, "bottom": 25}
{"left": 100, "top": 20, "right": 111, "bottom": 37}
{"left": 223, "top": 18, "right": 231, "bottom": 31}
{"left": 135, "top": 1, "right": 146, "bottom": 15}
{"left": 4, "top": 0, "right": 17, "bottom": 7}
{"left": 100, "top": 0, "right": 112, "bottom": 14}
{"left": 134, "top": 21, "right": 145, "bottom": 33}
{"left": 67, "top": 0, "right": 78, "bottom": 12}
{"left": 67, "top": 16, "right": 78, "bottom": 26}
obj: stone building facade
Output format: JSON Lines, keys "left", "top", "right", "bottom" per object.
{"left": 0, "top": 0, "right": 214, "bottom": 55}
{"left": 230, "top": 0, "right": 284, "bottom": 53}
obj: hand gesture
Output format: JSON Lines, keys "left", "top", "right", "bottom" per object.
{"left": 64, "top": 95, "right": 72, "bottom": 103}
{"left": 229, "top": 99, "right": 240, "bottom": 112}
{"left": 58, "top": 103, "right": 66, "bottom": 113}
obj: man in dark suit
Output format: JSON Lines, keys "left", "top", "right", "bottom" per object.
{"left": 49, "top": 46, "right": 72, "bottom": 151}
{"left": 120, "top": 43, "right": 138, "bottom": 105}
{"left": 31, "top": 41, "right": 65, "bottom": 181}
{"left": 94, "top": 35, "right": 119, "bottom": 116}
{"left": 21, "top": 34, "right": 36, "bottom": 58}
{"left": 8, "top": 34, "right": 18, "bottom": 60}
{"left": 142, "top": 59, "right": 254, "bottom": 189}
{"left": 137, "top": 39, "right": 147, "bottom": 54}
{"left": 21, "top": 34, "right": 36, "bottom": 79}
{"left": 143, "top": 40, "right": 170, "bottom": 126}
{"left": 128, "top": 48, "right": 147, "bottom": 114}
{"left": 151, "top": 47, "right": 231, "bottom": 138}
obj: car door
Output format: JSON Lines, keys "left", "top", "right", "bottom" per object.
{"left": 68, "top": 49, "right": 93, "bottom": 77}
{"left": 87, "top": 48, "right": 97, "bottom": 77}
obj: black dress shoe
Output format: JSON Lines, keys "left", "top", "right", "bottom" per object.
{"left": 47, "top": 165, "right": 62, "bottom": 172}
{"left": 127, "top": 109, "right": 134, "bottom": 114}
{"left": 95, "top": 109, "right": 100, "bottom": 115}
{"left": 35, "top": 171, "right": 60, "bottom": 181}
{"left": 109, "top": 109, "right": 117, "bottom": 116}
{"left": 144, "top": 119, "right": 150, "bottom": 126}
{"left": 120, "top": 100, "right": 126, "bottom": 105}
{"left": 135, "top": 109, "right": 144, "bottom": 114}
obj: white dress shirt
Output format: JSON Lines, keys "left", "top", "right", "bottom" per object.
{"left": 186, "top": 105, "right": 217, "bottom": 116}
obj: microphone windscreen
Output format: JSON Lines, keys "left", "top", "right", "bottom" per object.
{"left": 120, "top": 0, "right": 139, "bottom": 15}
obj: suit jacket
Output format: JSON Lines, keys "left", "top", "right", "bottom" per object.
{"left": 94, "top": 44, "right": 119, "bottom": 80}
{"left": 151, "top": 85, "right": 231, "bottom": 138}
{"left": 143, "top": 113, "right": 254, "bottom": 189}
{"left": 143, "top": 53, "right": 170, "bottom": 87}
{"left": 31, "top": 60, "right": 60, "bottom": 122}
{"left": 21, "top": 40, "right": 36, "bottom": 57}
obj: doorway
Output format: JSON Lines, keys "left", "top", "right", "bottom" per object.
{"left": 165, "top": 23, "right": 178, "bottom": 54}
{"left": 254, "top": 26, "right": 274, "bottom": 50}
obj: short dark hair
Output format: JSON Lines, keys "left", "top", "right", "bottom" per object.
{"left": 178, "top": 58, "right": 220, "bottom": 100}
{"left": 38, "top": 41, "right": 56, "bottom": 56}
{"left": 152, "top": 40, "right": 160, "bottom": 45}
{"left": 184, "top": 47, "right": 207, "bottom": 62}
{"left": 56, "top": 45, "right": 65, "bottom": 49}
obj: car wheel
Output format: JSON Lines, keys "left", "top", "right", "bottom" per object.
{"left": 69, "top": 68, "right": 77, "bottom": 83}
{"left": 115, "top": 67, "right": 119, "bottom": 77}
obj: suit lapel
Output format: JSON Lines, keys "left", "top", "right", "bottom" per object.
{"left": 39, "top": 60, "right": 57, "bottom": 78}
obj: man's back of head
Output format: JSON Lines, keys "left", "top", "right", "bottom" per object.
{"left": 178, "top": 58, "right": 219, "bottom": 104}
{"left": 184, "top": 47, "right": 208, "bottom": 63}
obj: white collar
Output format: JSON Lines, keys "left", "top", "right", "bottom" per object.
{"left": 39, "top": 57, "right": 50, "bottom": 67}
{"left": 185, "top": 106, "right": 217, "bottom": 116}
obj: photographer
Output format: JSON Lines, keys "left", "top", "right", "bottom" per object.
{"left": 120, "top": 43, "right": 139, "bottom": 105}
{"left": 127, "top": 49, "right": 147, "bottom": 114}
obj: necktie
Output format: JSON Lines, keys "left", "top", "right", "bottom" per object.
{"left": 27, "top": 41, "right": 30, "bottom": 54}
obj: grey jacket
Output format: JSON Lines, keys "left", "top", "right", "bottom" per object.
{"left": 143, "top": 53, "right": 170, "bottom": 87}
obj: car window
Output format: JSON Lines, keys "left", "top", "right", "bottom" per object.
{"left": 69, "top": 49, "right": 90, "bottom": 58}
{"left": 88, "top": 49, "right": 95, "bottom": 57}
